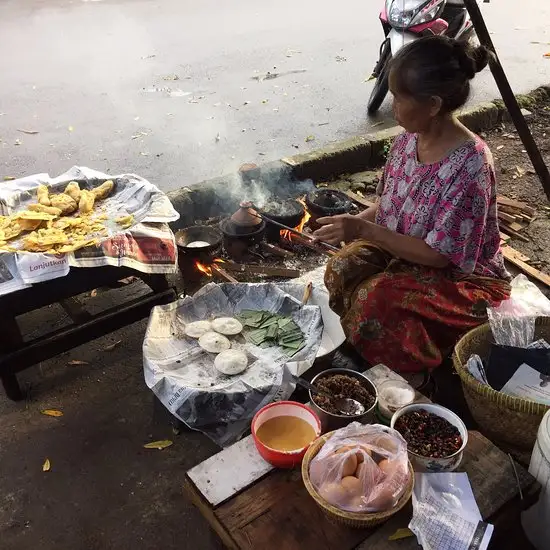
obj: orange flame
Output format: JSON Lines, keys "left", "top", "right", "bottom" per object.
{"left": 280, "top": 198, "right": 311, "bottom": 242}
{"left": 195, "top": 258, "right": 225, "bottom": 277}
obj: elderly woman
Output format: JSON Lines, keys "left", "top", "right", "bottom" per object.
{"left": 313, "top": 36, "right": 510, "bottom": 373}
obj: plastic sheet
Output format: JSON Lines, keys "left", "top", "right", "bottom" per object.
{"left": 309, "top": 422, "right": 409, "bottom": 513}
{"left": 487, "top": 275, "right": 550, "bottom": 347}
{"left": 143, "top": 282, "right": 323, "bottom": 447}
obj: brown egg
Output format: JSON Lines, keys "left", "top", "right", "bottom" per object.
{"left": 341, "top": 452, "right": 358, "bottom": 478}
{"left": 341, "top": 476, "right": 363, "bottom": 497}
{"left": 356, "top": 445, "right": 373, "bottom": 463}
{"left": 319, "top": 482, "right": 346, "bottom": 506}
{"left": 334, "top": 445, "right": 355, "bottom": 455}
{"left": 378, "top": 458, "right": 390, "bottom": 475}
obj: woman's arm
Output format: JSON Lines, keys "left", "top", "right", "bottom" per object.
{"left": 313, "top": 214, "right": 448, "bottom": 268}
{"left": 364, "top": 221, "right": 449, "bottom": 268}
{"left": 355, "top": 202, "right": 378, "bottom": 222}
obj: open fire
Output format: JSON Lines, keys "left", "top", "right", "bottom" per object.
{"left": 195, "top": 258, "right": 225, "bottom": 277}
{"left": 280, "top": 198, "right": 311, "bottom": 242}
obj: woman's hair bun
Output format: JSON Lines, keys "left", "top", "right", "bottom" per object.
{"left": 453, "top": 42, "right": 492, "bottom": 79}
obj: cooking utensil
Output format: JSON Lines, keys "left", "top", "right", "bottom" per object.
{"left": 308, "top": 368, "right": 378, "bottom": 431}
{"left": 293, "top": 375, "right": 365, "bottom": 416}
{"left": 248, "top": 207, "right": 340, "bottom": 252}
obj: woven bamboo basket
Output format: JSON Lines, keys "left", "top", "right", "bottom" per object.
{"left": 453, "top": 318, "right": 550, "bottom": 453}
{"left": 301, "top": 432, "right": 414, "bottom": 529}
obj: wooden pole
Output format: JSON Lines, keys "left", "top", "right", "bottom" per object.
{"left": 463, "top": 0, "right": 550, "bottom": 199}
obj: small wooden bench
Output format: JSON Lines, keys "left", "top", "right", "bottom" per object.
{"left": 0, "top": 266, "right": 175, "bottom": 400}
{"left": 184, "top": 364, "right": 539, "bottom": 549}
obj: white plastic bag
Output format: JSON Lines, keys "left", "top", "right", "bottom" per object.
{"left": 309, "top": 422, "right": 409, "bottom": 513}
{"left": 487, "top": 275, "right": 550, "bottom": 347}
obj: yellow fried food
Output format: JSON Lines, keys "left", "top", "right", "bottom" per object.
{"left": 23, "top": 228, "right": 69, "bottom": 252}
{"left": 55, "top": 238, "right": 99, "bottom": 253}
{"left": 64, "top": 181, "right": 81, "bottom": 203}
{"left": 115, "top": 214, "right": 134, "bottom": 229}
{"left": 27, "top": 203, "right": 63, "bottom": 216}
{"left": 37, "top": 184, "right": 51, "bottom": 206}
{"left": 50, "top": 217, "right": 83, "bottom": 230}
{"left": 50, "top": 193, "right": 78, "bottom": 215}
{"left": 15, "top": 210, "right": 56, "bottom": 221}
{"left": 17, "top": 218, "right": 43, "bottom": 231}
{"left": 0, "top": 220, "right": 22, "bottom": 241}
{"left": 92, "top": 180, "right": 114, "bottom": 200}
{"left": 79, "top": 189, "right": 95, "bottom": 214}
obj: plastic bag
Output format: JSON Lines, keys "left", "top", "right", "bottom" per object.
{"left": 309, "top": 422, "right": 409, "bottom": 513}
{"left": 487, "top": 274, "right": 550, "bottom": 347}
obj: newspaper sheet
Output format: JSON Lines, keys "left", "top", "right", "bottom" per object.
{"left": 0, "top": 166, "right": 179, "bottom": 296}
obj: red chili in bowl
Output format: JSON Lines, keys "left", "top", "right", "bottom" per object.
{"left": 394, "top": 410, "right": 462, "bottom": 458}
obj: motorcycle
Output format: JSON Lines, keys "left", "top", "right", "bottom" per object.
{"left": 368, "top": 0, "right": 484, "bottom": 114}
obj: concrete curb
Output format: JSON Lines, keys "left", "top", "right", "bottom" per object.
{"left": 169, "top": 85, "right": 550, "bottom": 230}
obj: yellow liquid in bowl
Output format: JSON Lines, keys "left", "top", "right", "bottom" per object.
{"left": 256, "top": 416, "right": 317, "bottom": 451}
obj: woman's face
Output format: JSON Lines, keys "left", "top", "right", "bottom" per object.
{"left": 389, "top": 70, "right": 437, "bottom": 133}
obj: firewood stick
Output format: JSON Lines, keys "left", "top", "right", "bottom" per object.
{"left": 260, "top": 242, "right": 295, "bottom": 258}
{"left": 290, "top": 234, "right": 336, "bottom": 256}
{"left": 500, "top": 226, "right": 530, "bottom": 243}
{"left": 221, "top": 262, "right": 300, "bottom": 278}
{"left": 211, "top": 264, "right": 239, "bottom": 283}
{"left": 248, "top": 208, "right": 339, "bottom": 252}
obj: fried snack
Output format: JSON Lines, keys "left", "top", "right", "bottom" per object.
{"left": 92, "top": 180, "right": 114, "bottom": 200}
{"left": 50, "top": 193, "right": 78, "bottom": 215}
{"left": 23, "top": 228, "right": 69, "bottom": 252}
{"left": 56, "top": 238, "right": 99, "bottom": 254}
{"left": 79, "top": 189, "right": 95, "bottom": 214}
{"left": 15, "top": 210, "right": 56, "bottom": 221}
{"left": 17, "top": 218, "right": 43, "bottom": 231}
{"left": 37, "top": 185, "right": 51, "bottom": 206}
{"left": 27, "top": 203, "right": 63, "bottom": 216}
{"left": 115, "top": 214, "right": 134, "bottom": 229}
{"left": 0, "top": 219, "right": 22, "bottom": 240}
{"left": 64, "top": 181, "right": 81, "bottom": 203}
{"left": 49, "top": 217, "right": 83, "bottom": 230}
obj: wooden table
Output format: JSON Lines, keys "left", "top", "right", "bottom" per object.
{"left": 184, "top": 365, "right": 539, "bottom": 549}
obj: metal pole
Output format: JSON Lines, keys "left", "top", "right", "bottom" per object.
{"left": 463, "top": 0, "right": 550, "bottom": 199}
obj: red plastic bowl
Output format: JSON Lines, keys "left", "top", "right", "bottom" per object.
{"left": 251, "top": 401, "right": 321, "bottom": 469}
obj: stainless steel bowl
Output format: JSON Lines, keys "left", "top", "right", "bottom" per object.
{"left": 308, "top": 368, "right": 378, "bottom": 432}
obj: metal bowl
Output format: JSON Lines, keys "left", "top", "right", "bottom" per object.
{"left": 308, "top": 368, "right": 378, "bottom": 432}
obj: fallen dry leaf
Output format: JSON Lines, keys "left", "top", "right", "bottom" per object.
{"left": 41, "top": 409, "right": 63, "bottom": 417}
{"left": 68, "top": 360, "right": 89, "bottom": 366}
{"left": 143, "top": 440, "right": 173, "bottom": 450}
{"left": 515, "top": 165, "right": 527, "bottom": 177}
{"left": 17, "top": 129, "right": 39, "bottom": 135}
{"left": 388, "top": 528, "right": 414, "bottom": 541}
{"left": 544, "top": 53, "right": 550, "bottom": 58}
{"left": 118, "top": 276, "right": 138, "bottom": 285}
{"left": 104, "top": 340, "right": 121, "bottom": 352}
{"left": 3, "top": 176, "right": 15, "bottom": 181}
{"left": 305, "top": 135, "right": 315, "bottom": 142}
{"left": 42, "top": 458, "right": 51, "bottom": 472}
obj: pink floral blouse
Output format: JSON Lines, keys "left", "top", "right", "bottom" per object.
{"left": 376, "top": 132, "right": 508, "bottom": 279}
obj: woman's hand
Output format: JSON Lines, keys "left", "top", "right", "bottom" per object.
{"left": 312, "top": 214, "right": 369, "bottom": 246}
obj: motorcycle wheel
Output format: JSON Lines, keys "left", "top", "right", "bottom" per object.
{"left": 367, "top": 58, "right": 390, "bottom": 115}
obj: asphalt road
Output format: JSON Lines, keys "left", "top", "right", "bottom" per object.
{"left": 0, "top": 0, "right": 549, "bottom": 191}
